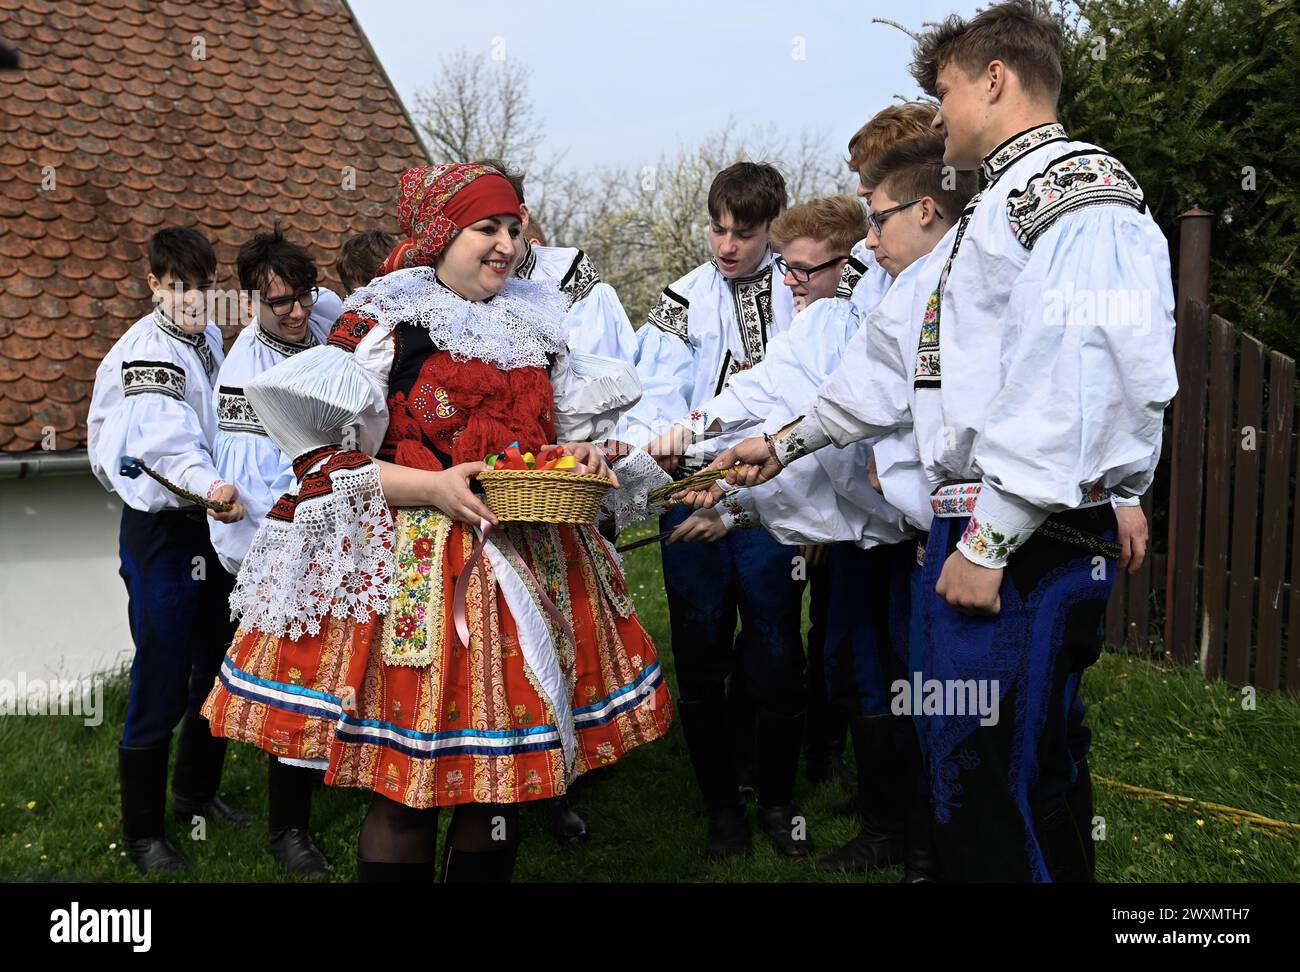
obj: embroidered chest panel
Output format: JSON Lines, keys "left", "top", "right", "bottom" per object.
{"left": 383, "top": 323, "right": 458, "bottom": 469}
{"left": 729, "top": 270, "right": 774, "bottom": 366}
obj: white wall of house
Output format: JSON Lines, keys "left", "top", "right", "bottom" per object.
{"left": 0, "top": 474, "right": 134, "bottom": 681}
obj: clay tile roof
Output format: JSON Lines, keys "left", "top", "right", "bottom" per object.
{"left": 0, "top": 0, "right": 429, "bottom": 453}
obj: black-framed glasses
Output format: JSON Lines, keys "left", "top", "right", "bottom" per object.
{"left": 773, "top": 253, "right": 849, "bottom": 284}
{"left": 867, "top": 198, "right": 943, "bottom": 236}
{"left": 260, "top": 286, "right": 318, "bottom": 316}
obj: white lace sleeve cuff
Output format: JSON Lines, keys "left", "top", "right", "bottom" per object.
{"left": 229, "top": 454, "right": 398, "bottom": 640}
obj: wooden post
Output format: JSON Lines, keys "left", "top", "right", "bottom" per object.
{"left": 1165, "top": 210, "right": 1214, "bottom": 665}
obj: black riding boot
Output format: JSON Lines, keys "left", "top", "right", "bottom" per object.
{"left": 267, "top": 755, "right": 330, "bottom": 879}
{"left": 120, "top": 742, "right": 189, "bottom": 874}
{"left": 1066, "top": 755, "right": 1096, "bottom": 880}
{"left": 678, "top": 697, "right": 750, "bottom": 859}
{"left": 171, "top": 713, "right": 253, "bottom": 827}
{"left": 755, "top": 709, "right": 814, "bottom": 859}
{"left": 816, "top": 714, "right": 909, "bottom": 872}
{"left": 901, "top": 769, "right": 940, "bottom": 882}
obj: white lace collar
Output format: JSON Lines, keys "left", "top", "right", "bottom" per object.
{"left": 341, "top": 267, "right": 570, "bottom": 370}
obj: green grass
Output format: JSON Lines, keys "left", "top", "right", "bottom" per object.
{"left": 2, "top": 523, "right": 1297, "bottom": 882}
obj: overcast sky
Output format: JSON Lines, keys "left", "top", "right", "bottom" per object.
{"left": 350, "top": 0, "right": 985, "bottom": 175}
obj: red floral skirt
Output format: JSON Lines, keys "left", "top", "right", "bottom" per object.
{"left": 203, "top": 509, "right": 673, "bottom": 808}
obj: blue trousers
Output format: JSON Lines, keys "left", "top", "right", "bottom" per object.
{"left": 658, "top": 506, "right": 806, "bottom": 715}
{"left": 822, "top": 541, "right": 916, "bottom": 718}
{"left": 916, "top": 506, "right": 1116, "bottom": 882}
{"left": 118, "top": 506, "right": 236, "bottom": 748}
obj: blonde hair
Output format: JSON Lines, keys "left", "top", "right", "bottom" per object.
{"left": 769, "top": 195, "right": 869, "bottom": 255}
{"left": 846, "top": 102, "right": 938, "bottom": 185}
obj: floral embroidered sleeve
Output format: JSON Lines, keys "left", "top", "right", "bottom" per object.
{"left": 717, "top": 492, "right": 757, "bottom": 531}
{"left": 772, "top": 414, "right": 832, "bottom": 467}
{"left": 957, "top": 482, "right": 1050, "bottom": 569}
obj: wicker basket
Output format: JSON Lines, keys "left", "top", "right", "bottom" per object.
{"left": 476, "top": 469, "right": 614, "bottom": 524}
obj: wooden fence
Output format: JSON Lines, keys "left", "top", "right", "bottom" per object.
{"left": 1105, "top": 210, "right": 1299, "bottom": 693}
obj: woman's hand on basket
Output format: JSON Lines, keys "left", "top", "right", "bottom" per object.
{"left": 561, "top": 443, "right": 621, "bottom": 488}
{"left": 430, "top": 462, "right": 498, "bottom": 527}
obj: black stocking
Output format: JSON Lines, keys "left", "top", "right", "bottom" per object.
{"left": 358, "top": 793, "right": 440, "bottom": 864}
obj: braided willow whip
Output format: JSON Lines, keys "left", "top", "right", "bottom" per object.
{"left": 645, "top": 466, "right": 733, "bottom": 506}
{"left": 118, "top": 456, "right": 233, "bottom": 513}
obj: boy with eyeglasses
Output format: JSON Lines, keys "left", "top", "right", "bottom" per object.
{"left": 671, "top": 137, "right": 978, "bottom": 880}
{"left": 88, "top": 227, "right": 249, "bottom": 874}
{"left": 205, "top": 226, "right": 342, "bottom": 878}
{"left": 690, "top": 0, "right": 1176, "bottom": 882}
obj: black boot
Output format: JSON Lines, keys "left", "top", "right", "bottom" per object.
{"left": 440, "top": 844, "right": 519, "bottom": 883}
{"left": 1037, "top": 799, "right": 1093, "bottom": 883}
{"left": 268, "top": 756, "right": 329, "bottom": 879}
{"left": 755, "top": 709, "right": 814, "bottom": 859}
{"left": 901, "top": 772, "right": 940, "bottom": 883}
{"left": 546, "top": 796, "right": 589, "bottom": 844}
{"left": 356, "top": 856, "right": 436, "bottom": 883}
{"left": 726, "top": 679, "right": 758, "bottom": 803}
{"left": 171, "top": 714, "right": 253, "bottom": 827}
{"left": 816, "top": 715, "right": 909, "bottom": 873}
{"left": 1066, "top": 755, "right": 1096, "bottom": 881}
{"left": 120, "top": 743, "right": 190, "bottom": 875}
{"left": 677, "top": 698, "right": 751, "bottom": 860}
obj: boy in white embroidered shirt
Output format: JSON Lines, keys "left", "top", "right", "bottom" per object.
{"left": 87, "top": 227, "right": 250, "bottom": 875}
{"left": 207, "top": 227, "right": 344, "bottom": 879}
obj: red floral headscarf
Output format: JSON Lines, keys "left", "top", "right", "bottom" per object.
{"left": 378, "top": 162, "right": 521, "bottom": 276}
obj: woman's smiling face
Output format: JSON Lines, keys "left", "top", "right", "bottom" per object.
{"left": 436, "top": 215, "right": 522, "bottom": 301}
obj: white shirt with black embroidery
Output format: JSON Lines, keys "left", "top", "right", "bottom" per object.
{"left": 207, "top": 290, "right": 343, "bottom": 573}
{"left": 805, "top": 123, "right": 1178, "bottom": 567}
{"left": 87, "top": 308, "right": 226, "bottom": 512}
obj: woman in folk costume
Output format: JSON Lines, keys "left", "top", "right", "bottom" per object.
{"left": 202, "top": 162, "right": 673, "bottom": 882}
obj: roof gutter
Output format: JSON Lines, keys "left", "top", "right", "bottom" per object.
{"left": 0, "top": 449, "right": 92, "bottom": 479}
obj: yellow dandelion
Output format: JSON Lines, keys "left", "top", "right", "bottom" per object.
{"left": 1195, "top": 819, "right": 1205, "bottom": 827}
{"left": 39, "top": 854, "right": 47, "bottom": 861}
{"left": 1162, "top": 833, "right": 1174, "bottom": 841}
{"left": 25, "top": 800, "right": 35, "bottom": 810}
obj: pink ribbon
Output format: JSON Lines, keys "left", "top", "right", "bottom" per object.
{"left": 452, "top": 518, "right": 578, "bottom": 652}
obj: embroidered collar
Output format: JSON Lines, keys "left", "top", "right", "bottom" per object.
{"left": 343, "top": 267, "right": 569, "bottom": 370}
{"left": 256, "top": 324, "right": 318, "bottom": 357}
{"left": 152, "top": 306, "right": 215, "bottom": 377}
{"left": 515, "top": 239, "right": 538, "bottom": 279}
{"left": 980, "top": 122, "right": 1069, "bottom": 184}
{"left": 713, "top": 250, "right": 775, "bottom": 290}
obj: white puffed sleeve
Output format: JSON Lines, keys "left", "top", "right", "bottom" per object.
{"left": 613, "top": 324, "right": 695, "bottom": 448}
{"left": 245, "top": 339, "right": 391, "bottom": 462}
{"left": 551, "top": 350, "right": 642, "bottom": 442}
{"left": 208, "top": 432, "right": 294, "bottom": 574}
{"left": 89, "top": 389, "right": 222, "bottom": 512}
{"left": 964, "top": 207, "right": 1177, "bottom": 565}
{"left": 811, "top": 261, "right": 928, "bottom": 449}
{"left": 563, "top": 282, "right": 639, "bottom": 362}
